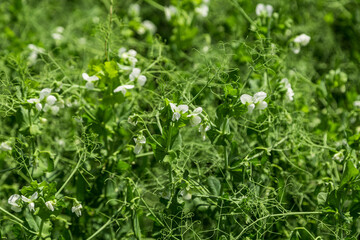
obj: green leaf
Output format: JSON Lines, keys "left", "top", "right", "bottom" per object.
{"left": 117, "top": 160, "right": 130, "bottom": 171}
{"left": 104, "top": 61, "right": 118, "bottom": 79}
{"left": 317, "top": 192, "right": 327, "bottom": 205}
{"left": 340, "top": 160, "right": 359, "bottom": 187}
{"left": 208, "top": 176, "right": 221, "bottom": 196}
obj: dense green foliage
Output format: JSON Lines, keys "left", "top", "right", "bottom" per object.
{"left": 1, "top": 0, "right": 360, "bottom": 239}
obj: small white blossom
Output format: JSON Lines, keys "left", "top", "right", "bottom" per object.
{"left": 113, "top": 85, "right": 135, "bottom": 96}
{"left": 170, "top": 103, "right": 189, "bottom": 121}
{"left": 179, "top": 189, "right": 192, "bottom": 200}
{"left": 199, "top": 124, "right": 210, "bottom": 141}
{"left": 45, "top": 201, "right": 55, "bottom": 211}
{"left": 187, "top": 107, "right": 203, "bottom": 126}
{"left": 256, "top": 4, "right": 273, "bottom": 17}
{"left": 39, "top": 88, "right": 52, "bottom": 101}
{"left": 354, "top": 101, "right": 360, "bottom": 108}
{"left": 164, "top": 6, "right": 177, "bottom": 21}
{"left": 240, "top": 92, "right": 268, "bottom": 113}
{"left": 82, "top": 73, "right": 99, "bottom": 90}
{"left": 8, "top": 194, "right": 22, "bottom": 212}
{"left": 292, "top": 34, "right": 311, "bottom": 54}
{"left": 134, "top": 135, "right": 146, "bottom": 154}
{"left": 142, "top": 20, "right": 157, "bottom": 34}
{"left": 332, "top": 151, "right": 344, "bottom": 162}
{"left": 129, "top": 3, "right": 140, "bottom": 16}
{"left": 129, "top": 68, "right": 147, "bottom": 86}
{"left": 46, "top": 95, "right": 57, "bottom": 105}
{"left": 52, "top": 33, "right": 63, "bottom": 40}
{"left": 294, "top": 34, "right": 311, "bottom": 46}
{"left": 21, "top": 192, "right": 38, "bottom": 212}
{"left": 72, "top": 204, "right": 82, "bottom": 217}
{"left": 195, "top": 4, "right": 209, "bottom": 17}
{"left": 281, "top": 78, "right": 294, "bottom": 101}
{"left": 0, "top": 142, "right": 12, "bottom": 151}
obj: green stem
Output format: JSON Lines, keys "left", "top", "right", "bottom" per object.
{"left": 144, "top": 0, "right": 164, "bottom": 11}
{"left": 229, "top": 0, "right": 254, "bottom": 25}
{"left": 0, "top": 206, "right": 37, "bottom": 235}
{"left": 235, "top": 211, "right": 324, "bottom": 239}
{"left": 55, "top": 155, "right": 83, "bottom": 197}
{"left": 86, "top": 205, "right": 124, "bottom": 240}
{"left": 38, "top": 219, "right": 44, "bottom": 239}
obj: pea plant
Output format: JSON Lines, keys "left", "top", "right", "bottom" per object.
{"left": 1, "top": 0, "right": 360, "bottom": 239}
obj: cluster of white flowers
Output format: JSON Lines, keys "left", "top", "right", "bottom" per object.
{"left": 8, "top": 192, "right": 82, "bottom": 217}
{"left": 255, "top": 3, "right": 273, "bottom": 17}
{"left": 169, "top": 103, "right": 210, "bottom": 139}
{"left": 8, "top": 192, "right": 40, "bottom": 212}
{"left": 170, "top": 103, "right": 204, "bottom": 127}
{"left": 164, "top": 5, "right": 177, "bottom": 21}
{"left": 52, "top": 26, "right": 64, "bottom": 41}
{"left": 280, "top": 78, "right": 294, "bottom": 101}
{"left": 195, "top": 0, "right": 210, "bottom": 18}
{"left": 113, "top": 48, "right": 148, "bottom": 96}
{"left": 240, "top": 92, "right": 268, "bottom": 113}
{"left": 0, "top": 142, "right": 12, "bottom": 151}
{"left": 129, "top": 68, "right": 147, "bottom": 86}
{"left": 28, "top": 44, "right": 45, "bottom": 65}
{"left": 118, "top": 48, "right": 138, "bottom": 68}
{"left": 133, "top": 135, "right": 146, "bottom": 154}
{"left": 292, "top": 34, "right": 311, "bottom": 54}
{"left": 27, "top": 88, "right": 64, "bottom": 115}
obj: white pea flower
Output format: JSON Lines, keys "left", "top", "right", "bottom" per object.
{"left": 170, "top": 103, "right": 189, "bottom": 121}
{"left": 292, "top": 34, "right": 311, "bottom": 54}
{"left": 21, "top": 192, "right": 38, "bottom": 212}
{"left": 118, "top": 47, "right": 127, "bottom": 57}
{"left": 46, "top": 95, "right": 57, "bottom": 105}
{"left": 142, "top": 20, "right": 157, "bottom": 34}
{"left": 129, "top": 3, "right": 140, "bottom": 16}
{"left": 8, "top": 194, "right": 22, "bottom": 212}
{"left": 240, "top": 92, "right": 268, "bottom": 113}
{"left": 128, "top": 115, "right": 138, "bottom": 126}
{"left": 28, "top": 44, "right": 45, "bottom": 54}
{"left": 164, "top": 5, "right": 177, "bottom": 21}
{"left": 256, "top": 3, "right": 273, "bottom": 17}
{"left": 129, "top": 68, "right": 141, "bottom": 81}
{"left": 72, "top": 204, "right": 82, "bottom": 217}
{"left": 199, "top": 124, "right": 210, "bottom": 141}
{"left": 179, "top": 189, "right": 192, "bottom": 200}
{"left": 281, "top": 78, "right": 294, "bottom": 101}
{"left": 129, "top": 68, "right": 147, "bottom": 86}
{"left": 0, "top": 142, "right": 12, "bottom": 151}
{"left": 27, "top": 98, "right": 43, "bottom": 111}
{"left": 113, "top": 85, "right": 135, "bottom": 96}
{"left": 45, "top": 201, "right": 55, "bottom": 211}
{"left": 195, "top": 4, "right": 209, "bottom": 17}
{"left": 134, "top": 135, "right": 146, "bottom": 154}
{"left": 52, "top": 33, "right": 63, "bottom": 40}
{"left": 82, "top": 73, "right": 99, "bottom": 90}
{"left": 332, "top": 151, "right": 344, "bottom": 162}
{"left": 138, "top": 75, "right": 147, "bottom": 86}
{"left": 353, "top": 101, "right": 360, "bottom": 108}
{"left": 294, "top": 34, "right": 311, "bottom": 46}
{"left": 187, "top": 107, "right": 203, "bottom": 126}
{"left": 55, "top": 26, "right": 64, "bottom": 33}
{"left": 39, "top": 88, "right": 52, "bottom": 101}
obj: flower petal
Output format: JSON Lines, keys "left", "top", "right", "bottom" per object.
{"left": 178, "top": 105, "right": 189, "bottom": 113}
{"left": 253, "top": 92, "right": 267, "bottom": 103}
{"left": 256, "top": 101, "right": 268, "bottom": 110}
{"left": 240, "top": 94, "right": 253, "bottom": 104}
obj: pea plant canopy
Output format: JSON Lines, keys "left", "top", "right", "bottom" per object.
{"left": 1, "top": 0, "right": 360, "bottom": 239}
